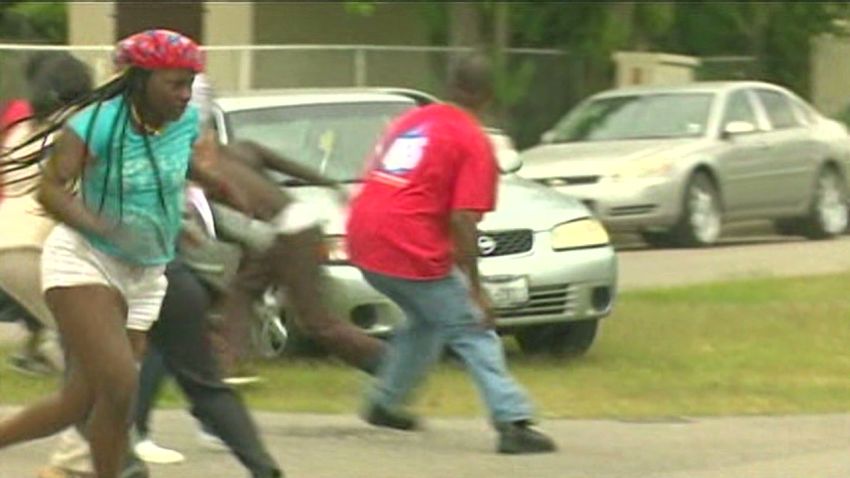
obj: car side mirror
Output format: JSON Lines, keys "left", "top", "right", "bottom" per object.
{"left": 722, "top": 120, "right": 756, "bottom": 138}
{"left": 497, "top": 149, "right": 523, "bottom": 174}
{"left": 540, "top": 130, "right": 556, "bottom": 144}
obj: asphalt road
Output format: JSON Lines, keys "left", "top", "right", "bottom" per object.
{"left": 2, "top": 408, "right": 850, "bottom": 478}
{"left": 616, "top": 225, "right": 850, "bottom": 290}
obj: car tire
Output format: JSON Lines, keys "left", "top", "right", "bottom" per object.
{"left": 640, "top": 231, "right": 675, "bottom": 248}
{"left": 672, "top": 172, "right": 722, "bottom": 247}
{"left": 515, "top": 320, "right": 599, "bottom": 357}
{"left": 800, "top": 166, "right": 848, "bottom": 239}
{"left": 773, "top": 218, "right": 804, "bottom": 236}
{"left": 250, "top": 315, "right": 288, "bottom": 359}
{"left": 280, "top": 320, "right": 327, "bottom": 357}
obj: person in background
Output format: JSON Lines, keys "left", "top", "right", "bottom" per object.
{"left": 345, "top": 52, "right": 557, "bottom": 454}
{"left": 193, "top": 134, "right": 388, "bottom": 376}
{"left": 0, "top": 51, "right": 92, "bottom": 376}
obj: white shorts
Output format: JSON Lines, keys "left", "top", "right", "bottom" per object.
{"left": 272, "top": 200, "right": 321, "bottom": 234}
{"left": 41, "top": 224, "right": 168, "bottom": 332}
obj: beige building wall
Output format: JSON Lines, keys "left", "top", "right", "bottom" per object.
{"left": 811, "top": 33, "right": 850, "bottom": 118}
{"left": 67, "top": 2, "right": 116, "bottom": 84}
{"left": 613, "top": 52, "right": 701, "bottom": 88}
{"left": 204, "top": 2, "right": 255, "bottom": 92}
{"left": 64, "top": 2, "right": 433, "bottom": 91}
{"left": 250, "top": 2, "right": 431, "bottom": 89}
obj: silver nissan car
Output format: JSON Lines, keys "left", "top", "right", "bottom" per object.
{"left": 212, "top": 89, "right": 617, "bottom": 356}
{"left": 519, "top": 81, "right": 850, "bottom": 247}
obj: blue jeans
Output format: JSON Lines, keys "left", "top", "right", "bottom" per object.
{"left": 361, "top": 268, "right": 534, "bottom": 425}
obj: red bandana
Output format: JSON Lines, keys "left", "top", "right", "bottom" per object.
{"left": 114, "top": 29, "right": 204, "bottom": 73}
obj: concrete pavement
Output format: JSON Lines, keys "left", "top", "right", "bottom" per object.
{"left": 1, "top": 408, "right": 849, "bottom": 478}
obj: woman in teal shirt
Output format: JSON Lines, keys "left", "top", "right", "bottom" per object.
{"left": 0, "top": 29, "right": 241, "bottom": 478}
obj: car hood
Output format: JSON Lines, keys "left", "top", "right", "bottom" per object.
{"left": 518, "top": 138, "right": 709, "bottom": 178}
{"left": 286, "top": 175, "right": 592, "bottom": 236}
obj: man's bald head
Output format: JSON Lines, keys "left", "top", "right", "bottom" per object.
{"left": 446, "top": 52, "right": 493, "bottom": 111}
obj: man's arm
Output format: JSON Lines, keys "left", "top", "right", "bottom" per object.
{"left": 189, "top": 131, "right": 253, "bottom": 214}
{"left": 450, "top": 209, "right": 495, "bottom": 328}
{"left": 450, "top": 209, "right": 483, "bottom": 292}
{"left": 234, "top": 141, "right": 340, "bottom": 188}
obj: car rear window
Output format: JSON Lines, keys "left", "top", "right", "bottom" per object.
{"left": 550, "top": 93, "right": 714, "bottom": 142}
{"left": 755, "top": 89, "right": 801, "bottom": 129}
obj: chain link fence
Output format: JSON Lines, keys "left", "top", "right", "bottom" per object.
{"left": 0, "top": 45, "right": 763, "bottom": 150}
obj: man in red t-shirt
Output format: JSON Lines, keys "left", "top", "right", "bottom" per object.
{"left": 346, "top": 53, "right": 555, "bottom": 455}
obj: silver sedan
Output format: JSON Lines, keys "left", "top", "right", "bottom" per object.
{"left": 213, "top": 89, "right": 617, "bottom": 356}
{"left": 519, "top": 81, "right": 850, "bottom": 247}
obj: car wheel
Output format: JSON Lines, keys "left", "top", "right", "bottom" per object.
{"left": 251, "top": 315, "right": 288, "bottom": 359}
{"left": 515, "top": 320, "right": 599, "bottom": 357}
{"left": 672, "top": 172, "right": 722, "bottom": 247}
{"left": 280, "top": 320, "right": 327, "bottom": 357}
{"left": 801, "top": 167, "right": 848, "bottom": 239}
{"left": 773, "top": 218, "right": 804, "bottom": 237}
{"left": 250, "top": 292, "right": 289, "bottom": 359}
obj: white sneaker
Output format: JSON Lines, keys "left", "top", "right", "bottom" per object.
{"left": 197, "top": 429, "right": 227, "bottom": 452}
{"left": 222, "top": 375, "right": 263, "bottom": 386}
{"left": 134, "top": 439, "right": 186, "bottom": 465}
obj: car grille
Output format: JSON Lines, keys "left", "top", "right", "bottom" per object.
{"left": 536, "top": 176, "right": 601, "bottom": 186}
{"left": 496, "top": 283, "right": 574, "bottom": 318}
{"left": 478, "top": 229, "right": 533, "bottom": 257}
{"left": 610, "top": 204, "right": 656, "bottom": 216}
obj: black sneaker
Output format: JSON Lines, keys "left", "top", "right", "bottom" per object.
{"left": 362, "top": 403, "right": 420, "bottom": 431}
{"left": 496, "top": 421, "right": 557, "bottom": 454}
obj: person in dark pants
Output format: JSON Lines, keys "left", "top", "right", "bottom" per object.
{"left": 146, "top": 260, "right": 282, "bottom": 478}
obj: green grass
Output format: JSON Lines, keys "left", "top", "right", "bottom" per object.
{"left": 4, "top": 272, "right": 850, "bottom": 419}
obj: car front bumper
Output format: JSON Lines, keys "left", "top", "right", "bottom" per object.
{"left": 549, "top": 178, "right": 683, "bottom": 232}
{"left": 480, "top": 231, "right": 618, "bottom": 329}
{"left": 281, "top": 231, "right": 618, "bottom": 336}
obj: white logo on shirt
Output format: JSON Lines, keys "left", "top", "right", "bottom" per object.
{"left": 379, "top": 127, "right": 427, "bottom": 175}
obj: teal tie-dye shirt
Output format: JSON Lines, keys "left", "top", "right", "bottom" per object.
{"left": 67, "top": 96, "right": 199, "bottom": 266}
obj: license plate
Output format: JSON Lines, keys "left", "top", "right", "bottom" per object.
{"left": 482, "top": 276, "right": 529, "bottom": 309}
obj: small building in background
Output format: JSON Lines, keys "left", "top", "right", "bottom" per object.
{"left": 67, "top": 1, "right": 430, "bottom": 91}
{"left": 612, "top": 51, "right": 701, "bottom": 88}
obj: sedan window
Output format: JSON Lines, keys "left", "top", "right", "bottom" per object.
{"left": 549, "top": 93, "right": 714, "bottom": 143}
{"left": 722, "top": 90, "right": 758, "bottom": 126}
{"left": 755, "top": 89, "right": 801, "bottom": 129}
{"left": 226, "top": 101, "right": 414, "bottom": 183}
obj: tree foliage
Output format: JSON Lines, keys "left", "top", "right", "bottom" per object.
{"left": 0, "top": 2, "right": 66, "bottom": 43}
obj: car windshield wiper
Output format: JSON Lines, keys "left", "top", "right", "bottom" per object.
{"left": 278, "top": 178, "right": 361, "bottom": 186}
{"left": 279, "top": 178, "right": 310, "bottom": 186}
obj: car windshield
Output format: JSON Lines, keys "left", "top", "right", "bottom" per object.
{"left": 549, "top": 93, "right": 715, "bottom": 142}
{"left": 225, "top": 100, "right": 414, "bottom": 183}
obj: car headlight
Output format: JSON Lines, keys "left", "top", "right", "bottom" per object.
{"left": 551, "top": 218, "right": 610, "bottom": 250}
{"left": 320, "top": 235, "right": 349, "bottom": 264}
{"left": 609, "top": 157, "right": 674, "bottom": 181}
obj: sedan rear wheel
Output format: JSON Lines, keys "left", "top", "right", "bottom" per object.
{"left": 802, "top": 167, "right": 848, "bottom": 239}
{"left": 673, "top": 172, "right": 722, "bottom": 247}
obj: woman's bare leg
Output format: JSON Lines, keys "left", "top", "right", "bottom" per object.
{"left": 0, "top": 359, "right": 91, "bottom": 446}
{"left": 0, "top": 284, "right": 139, "bottom": 478}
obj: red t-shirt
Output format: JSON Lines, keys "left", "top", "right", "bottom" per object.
{"left": 346, "top": 103, "right": 498, "bottom": 280}
{"left": 0, "top": 99, "right": 33, "bottom": 133}
{"left": 0, "top": 99, "right": 34, "bottom": 203}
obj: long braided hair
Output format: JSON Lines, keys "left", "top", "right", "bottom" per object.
{"left": 0, "top": 65, "right": 169, "bottom": 220}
